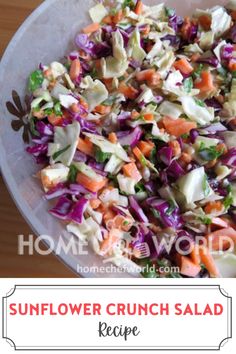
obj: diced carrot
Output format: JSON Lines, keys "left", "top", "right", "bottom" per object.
{"left": 143, "top": 113, "right": 154, "bottom": 121}
{"left": 43, "top": 69, "right": 52, "bottom": 78}
{"left": 123, "top": 162, "right": 142, "bottom": 181}
{"left": 77, "top": 137, "right": 94, "bottom": 156}
{"left": 69, "top": 59, "right": 81, "bottom": 81}
{"left": 231, "top": 10, "right": 236, "bottom": 20}
{"left": 199, "top": 246, "right": 220, "bottom": 277}
{"left": 169, "top": 140, "right": 181, "bottom": 156}
{"left": 118, "top": 82, "right": 139, "bottom": 99}
{"left": 133, "top": 147, "right": 145, "bottom": 163}
{"left": 204, "top": 201, "right": 223, "bottom": 214}
{"left": 94, "top": 105, "right": 111, "bottom": 115}
{"left": 76, "top": 173, "right": 107, "bottom": 193}
{"left": 228, "top": 60, "right": 236, "bottom": 72}
{"left": 136, "top": 69, "right": 156, "bottom": 82}
{"left": 100, "top": 229, "right": 121, "bottom": 255}
{"left": 206, "top": 227, "right": 236, "bottom": 251}
{"left": 103, "top": 208, "right": 116, "bottom": 225}
{"left": 103, "top": 78, "right": 113, "bottom": 91}
{"left": 113, "top": 9, "right": 123, "bottom": 24}
{"left": 102, "top": 15, "right": 113, "bottom": 24}
{"left": 174, "top": 58, "right": 194, "bottom": 75}
{"left": 90, "top": 199, "right": 101, "bottom": 209}
{"left": 194, "top": 71, "right": 216, "bottom": 94}
{"left": 211, "top": 218, "right": 229, "bottom": 229}
{"left": 179, "top": 152, "right": 192, "bottom": 165}
{"left": 134, "top": 0, "right": 143, "bottom": 15}
{"left": 70, "top": 103, "right": 80, "bottom": 113}
{"left": 181, "top": 17, "right": 192, "bottom": 40}
{"left": 179, "top": 256, "right": 201, "bottom": 277}
{"left": 138, "top": 141, "right": 154, "bottom": 157}
{"left": 48, "top": 114, "right": 63, "bottom": 126}
{"left": 108, "top": 132, "right": 118, "bottom": 144}
{"left": 163, "top": 117, "right": 197, "bottom": 138}
{"left": 131, "top": 110, "right": 140, "bottom": 120}
{"left": 198, "top": 15, "right": 212, "bottom": 31}
{"left": 83, "top": 22, "right": 100, "bottom": 34}
{"left": 80, "top": 98, "right": 89, "bottom": 111}
{"left": 190, "top": 244, "right": 201, "bottom": 266}
{"left": 147, "top": 73, "right": 161, "bottom": 87}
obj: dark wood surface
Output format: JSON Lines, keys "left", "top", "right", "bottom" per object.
{"left": 0, "top": 0, "right": 75, "bottom": 277}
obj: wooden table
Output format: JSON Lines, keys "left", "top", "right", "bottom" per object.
{"left": 0, "top": 0, "right": 75, "bottom": 277}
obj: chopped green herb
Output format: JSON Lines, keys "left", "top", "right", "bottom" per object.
{"left": 193, "top": 64, "right": 203, "bottom": 79}
{"left": 44, "top": 108, "right": 53, "bottom": 116}
{"left": 194, "top": 98, "right": 205, "bottom": 107}
{"left": 224, "top": 194, "right": 233, "bottom": 209}
{"left": 165, "top": 6, "right": 175, "bottom": 17}
{"left": 54, "top": 102, "right": 63, "bottom": 116}
{"left": 198, "top": 143, "right": 224, "bottom": 161}
{"left": 123, "top": 220, "right": 130, "bottom": 226}
{"left": 29, "top": 117, "right": 40, "bottom": 137}
{"left": 199, "top": 216, "right": 212, "bottom": 225}
{"left": 95, "top": 147, "right": 111, "bottom": 163}
{"left": 166, "top": 200, "right": 176, "bottom": 216}
{"left": 149, "top": 147, "right": 157, "bottom": 164}
{"left": 135, "top": 183, "right": 145, "bottom": 193}
{"left": 151, "top": 208, "right": 160, "bottom": 219}
{"left": 28, "top": 70, "right": 44, "bottom": 92}
{"left": 202, "top": 174, "right": 211, "bottom": 197}
{"left": 68, "top": 165, "right": 79, "bottom": 183}
{"left": 181, "top": 133, "right": 189, "bottom": 139}
{"left": 53, "top": 145, "right": 71, "bottom": 161}
{"left": 122, "top": 0, "right": 135, "bottom": 10}
{"left": 184, "top": 77, "right": 193, "bottom": 93}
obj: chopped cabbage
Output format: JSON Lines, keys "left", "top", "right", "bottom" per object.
{"left": 51, "top": 83, "right": 70, "bottom": 99}
{"left": 221, "top": 131, "right": 236, "bottom": 149}
{"left": 195, "top": 6, "right": 231, "bottom": 38}
{"left": 176, "top": 167, "right": 213, "bottom": 204}
{"left": 50, "top": 62, "right": 67, "bottom": 79}
{"left": 101, "top": 30, "right": 128, "bottom": 79}
{"left": 59, "top": 94, "right": 78, "bottom": 109}
{"left": 117, "top": 174, "right": 136, "bottom": 195}
{"left": 214, "top": 40, "right": 227, "bottom": 61}
{"left": 137, "top": 85, "right": 155, "bottom": 104}
{"left": 215, "top": 164, "right": 232, "bottom": 181}
{"left": 40, "top": 164, "right": 69, "bottom": 192}
{"left": 112, "top": 31, "right": 127, "bottom": 61}
{"left": 81, "top": 76, "right": 108, "bottom": 111}
{"left": 104, "top": 155, "right": 123, "bottom": 174}
{"left": 143, "top": 3, "right": 166, "bottom": 20}
{"left": 84, "top": 133, "right": 130, "bottom": 162}
{"left": 127, "top": 29, "right": 146, "bottom": 63}
{"left": 199, "top": 31, "right": 214, "bottom": 50}
{"left": 48, "top": 121, "right": 80, "bottom": 166}
{"left": 73, "top": 162, "right": 104, "bottom": 182}
{"left": 158, "top": 101, "right": 183, "bottom": 119}
{"left": 180, "top": 96, "right": 214, "bottom": 126}
{"left": 184, "top": 43, "right": 203, "bottom": 54}
{"left": 89, "top": 3, "right": 108, "bottom": 23}
{"left": 153, "top": 50, "right": 176, "bottom": 79}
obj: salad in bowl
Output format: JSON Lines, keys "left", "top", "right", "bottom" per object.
{"left": 22, "top": 0, "right": 236, "bottom": 278}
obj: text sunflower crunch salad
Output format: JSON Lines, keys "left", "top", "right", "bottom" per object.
{"left": 26, "top": 0, "right": 236, "bottom": 278}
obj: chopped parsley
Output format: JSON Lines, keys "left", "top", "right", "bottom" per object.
{"left": 68, "top": 165, "right": 79, "bottom": 183}
{"left": 53, "top": 145, "right": 71, "bottom": 161}
{"left": 28, "top": 70, "right": 44, "bottom": 92}
{"left": 198, "top": 143, "right": 224, "bottom": 161}
{"left": 184, "top": 77, "right": 193, "bottom": 93}
{"left": 95, "top": 147, "right": 111, "bottom": 163}
{"left": 202, "top": 174, "right": 211, "bottom": 197}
